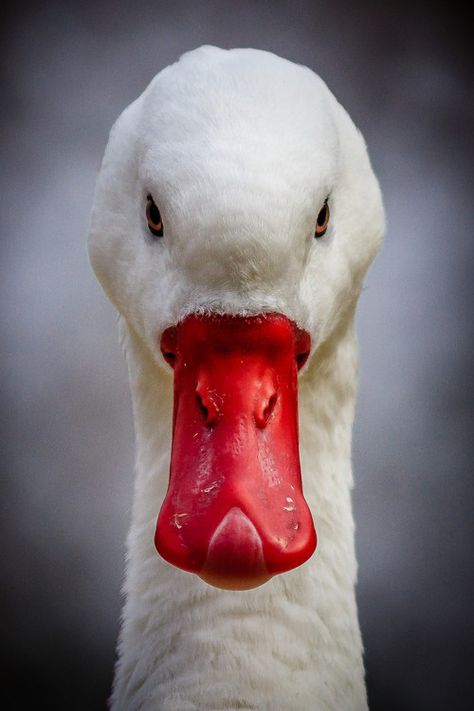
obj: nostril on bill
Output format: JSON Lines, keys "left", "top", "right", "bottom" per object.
{"left": 196, "top": 392, "right": 208, "bottom": 421}
{"left": 255, "top": 389, "right": 278, "bottom": 428}
{"left": 196, "top": 390, "right": 218, "bottom": 426}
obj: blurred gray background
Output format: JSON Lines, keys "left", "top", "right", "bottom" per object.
{"left": 1, "top": 1, "right": 472, "bottom": 709}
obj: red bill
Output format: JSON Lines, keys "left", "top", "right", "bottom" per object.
{"left": 155, "top": 313, "right": 316, "bottom": 590}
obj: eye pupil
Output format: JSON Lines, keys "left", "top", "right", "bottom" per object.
{"left": 146, "top": 194, "right": 164, "bottom": 238}
{"left": 314, "top": 200, "right": 329, "bottom": 238}
{"left": 149, "top": 202, "right": 160, "bottom": 223}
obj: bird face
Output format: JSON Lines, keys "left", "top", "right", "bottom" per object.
{"left": 88, "top": 46, "right": 384, "bottom": 588}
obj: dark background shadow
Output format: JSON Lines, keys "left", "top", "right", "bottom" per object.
{"left": 1, "top": 1, "right": 472, "bottom": 709}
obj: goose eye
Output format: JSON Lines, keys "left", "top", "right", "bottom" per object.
{"left": 314, "top": 200, "right": 329, "bottom": 238}
{"left": 146, "top": 194, "right": 164, "bottom": 237}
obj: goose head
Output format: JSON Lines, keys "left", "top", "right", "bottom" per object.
{"left": 88, "top": 46, "right": 384, "bottom": 590}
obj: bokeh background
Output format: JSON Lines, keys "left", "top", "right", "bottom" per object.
{"left": 1, "top": 1, "right": 472, "bottom": 709}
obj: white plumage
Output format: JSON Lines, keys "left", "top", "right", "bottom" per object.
{"left": 88, "top": 46, "right": 384, "bottom": 710}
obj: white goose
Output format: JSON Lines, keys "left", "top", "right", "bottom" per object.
{"left": 88, "top": 46, "right": 384, "bottom": 711}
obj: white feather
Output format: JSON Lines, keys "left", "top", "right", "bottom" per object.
{"left": 88, "top": 45, "right": 384, "bottom": 711}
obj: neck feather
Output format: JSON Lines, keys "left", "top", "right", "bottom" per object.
{"left": 111, "top": 312, "right": 367, "bottom": 711}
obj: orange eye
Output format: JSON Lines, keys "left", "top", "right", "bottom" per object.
{"left": 314, "top": 200, "right": 329, "bottom": 238}
{"left": 146, "top": 194, "right": 164, "bottom": 237}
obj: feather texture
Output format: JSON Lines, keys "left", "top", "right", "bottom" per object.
{"left": 88, "top": 46, "right": 384, "bottom": 710}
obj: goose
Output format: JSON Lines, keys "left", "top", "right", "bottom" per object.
{"left": 88, "top": 46, "right": 384, "bottom": 711}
